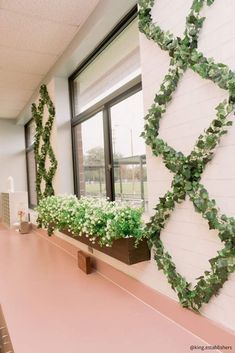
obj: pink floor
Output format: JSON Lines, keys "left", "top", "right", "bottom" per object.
{"left": 0, "top": 225, "right": 211, "bottom": 353}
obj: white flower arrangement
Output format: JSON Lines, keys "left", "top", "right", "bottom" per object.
{"left": 36, "top": 195, "right": 144, "bottom": 247}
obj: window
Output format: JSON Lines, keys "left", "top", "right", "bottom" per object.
{"left": 73, "top": 112, "right": 106, "bottom": 198}
{"left": 72, "top": 18, "right": 140, "bottom": 116}
{"left": 70, "top": 7, "right": 147, "bottom": 209}
{"left": 110, "top": 90, "right": 147, "bottom": 205}
{"left": 25, "top": 120, "right": 37, "bottom": 208}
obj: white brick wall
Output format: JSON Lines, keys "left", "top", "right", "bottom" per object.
{"left": 140, "top": 0, "right": 235, "bottom": 331}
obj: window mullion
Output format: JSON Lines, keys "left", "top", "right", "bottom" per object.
{"left": 71, "top": 126, "right": 80, "bottom": 198}
{"left": 103, "top": 106, "right": 115, "bottom": 201}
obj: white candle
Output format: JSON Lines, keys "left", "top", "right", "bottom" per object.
{"left": 7, "top": 176, "right": 14, "bottom": 193}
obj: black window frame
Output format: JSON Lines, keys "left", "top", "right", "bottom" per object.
{"left": 25, "top": 119, "right": 38, "bottom": 209}
{"left": 69, "top": 5, "right": 145, "bottom": 201}
{"left": 71, "top": 83, "right": 142, "bottom": 200}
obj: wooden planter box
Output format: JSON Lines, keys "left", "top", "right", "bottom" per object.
{"left": 62, "top": 229, "right": 150, "bottom": 265}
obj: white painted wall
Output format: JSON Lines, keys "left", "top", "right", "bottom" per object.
{"left": 0, "top": 119, "right": 27, "bottom": 216}
{"left": 53, "top": 77, "right": 74, "bottom": 195}
{"left": 139, "top": 0, "right": 235, "bottom": 331}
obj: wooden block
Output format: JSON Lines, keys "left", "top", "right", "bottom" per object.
{"left": 19, "top": 222, "right": 32, "bottom": 234}
{"left": 77, "top": 251, "right": 91, "bottom": 274}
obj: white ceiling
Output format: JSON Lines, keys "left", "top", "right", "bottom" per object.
{"left": 0, "top": 0, "right": 99, "bottom": 119}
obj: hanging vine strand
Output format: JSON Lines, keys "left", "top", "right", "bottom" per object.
{"left": 32, "top": 84, "right": 58, "bottom": 204}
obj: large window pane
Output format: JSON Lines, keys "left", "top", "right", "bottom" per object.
{"left": 74, "top": 112, "right": 106, "bottom": 197}
{"left": 70, "top": 12, "right": 147, "bottom": 206}
{"left": 110, "top": 90, "right": 147, "bottom": 208}
{"left": 73, "top": 19, "right": 140, "bottom": 115}
{"left": 26, "top": 149, "right": 37, "bottom": 207}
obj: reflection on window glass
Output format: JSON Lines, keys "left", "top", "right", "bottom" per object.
{"left": 110, "top": 90, "right": 147, "bottom": 209}
{"left": 75, "top": 112, "right": 106, "bottom": 197}
{"left": 26, "top": 150, "right": 37, "bottom": 207}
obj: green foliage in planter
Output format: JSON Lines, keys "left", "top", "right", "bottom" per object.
{"left": 32, "top": 84, "right": 58, "bottom": 203}
{"left": 139, "top": 0, "right": 235, "bottom": 311}
{"left": 36, "top": 195, "right": 144, "bottom": 246}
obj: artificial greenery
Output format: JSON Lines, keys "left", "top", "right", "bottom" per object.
{"left": 139, "top": 0, "right": 235, "bottom": 311}
{"left": 32, "top": 84, "right": 58, "bottom": 203}
{"left": 37, "top": 195, "right": 144, "bottom": 246}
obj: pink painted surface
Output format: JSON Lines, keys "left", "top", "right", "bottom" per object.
{"left": 36, "top": 226, "right": 235, "bottom": 344}
{"left": 0, "top": 226, "right": 211, "bottom": 353}
{"left": 95, "top": 261, "right": 235, "bottom": 345}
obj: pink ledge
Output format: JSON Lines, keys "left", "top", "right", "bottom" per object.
{"left": 0, "top": 224, "right": 211, "bottom": 353}
{"left": 35, "top": 226, "right": 235, "bottom": 346}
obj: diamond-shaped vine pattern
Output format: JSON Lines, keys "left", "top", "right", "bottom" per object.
{"left": 139, "top": 0, "right": 235, "bottom": 311}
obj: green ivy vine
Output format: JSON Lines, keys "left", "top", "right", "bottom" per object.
{"left": 139, "top": 0, "right": 235, "bottom": 311}
{"left": 32, "top": 84, "right": 58, "bottom": 204}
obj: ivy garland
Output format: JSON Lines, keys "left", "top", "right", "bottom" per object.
{"left": 139, "top": 0, "right": 235, "bottom": 311}
{"left": 32, "top": 85, "right": 58, "bottom": 205}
